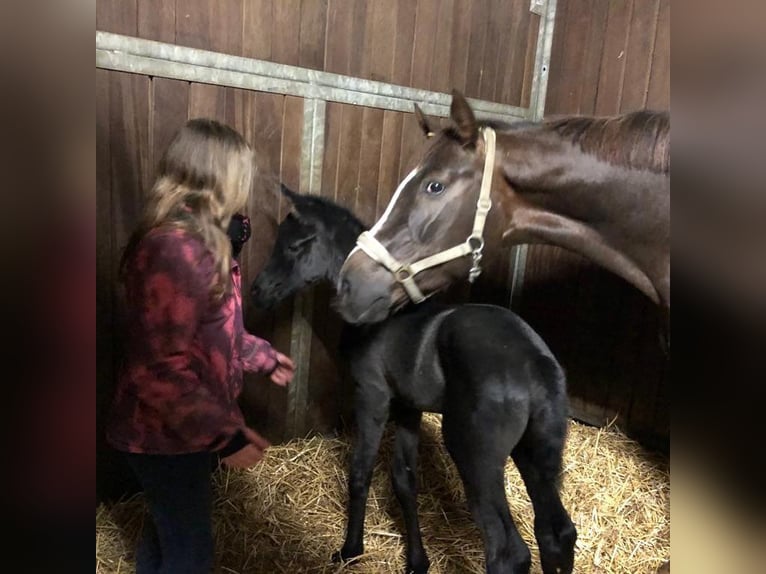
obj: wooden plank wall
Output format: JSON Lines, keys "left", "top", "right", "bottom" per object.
{"left": 521, "top": 0, "right": 670, "bottom": 448}
{"left": 96, "top": 0, "right": 539, "bottom": 107}
{"left": 545, "top": 0, "right": 669, "bottom": 115}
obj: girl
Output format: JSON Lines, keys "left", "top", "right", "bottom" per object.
{"left": 107, "top": 119, "right": 294, "bottom": 573}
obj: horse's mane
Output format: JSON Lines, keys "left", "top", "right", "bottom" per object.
{"left": 541, "top": 110, "right": 669, "bottom": 174}
{"left": 449, "top": 111, "right": 668, "bottom": 174}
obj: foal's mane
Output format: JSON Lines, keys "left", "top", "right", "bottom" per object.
{"left": 540, "top": 110, "right": 670, "bottom": 174}
{"left": 292, "top": 193, "right": 366, "bottom": 237}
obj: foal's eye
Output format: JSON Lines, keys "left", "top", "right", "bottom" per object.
{"left": 287, "top": 242, "right": 306, "bottom": 254}
{"left": 425, "top": 181, "right": 445, "bottom": 195}
{"left": 287, "top": 235, "right": 315, "bottom": 254}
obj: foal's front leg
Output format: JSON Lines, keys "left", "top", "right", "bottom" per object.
{"left": 333, "top": 388, "right": 389, "bottom": 563}
{"left": 390, "top": 407, "right": 429, "bottom": 574}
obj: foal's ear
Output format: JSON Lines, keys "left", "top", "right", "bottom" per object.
{"left": 280, "top": 183, "right": 306, "bottom": 217}
{"left": 280, "top": 183, "right": 300, "bottom": 202}
{"left": 450, "top": 90, "right": 478, "bottom": 146}
{"left": 414, "top": 104, "right": 435, "bottom": 139}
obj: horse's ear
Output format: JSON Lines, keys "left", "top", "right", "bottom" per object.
{"left": 414, "top": 104, "right": 435, "bottom": 139}
{"left": 450, "top": 90, "right": 478, "bottom": 146}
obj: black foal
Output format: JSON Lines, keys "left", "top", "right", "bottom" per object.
{"left": 251, "top": 186, "right": 576, "bottom": 574}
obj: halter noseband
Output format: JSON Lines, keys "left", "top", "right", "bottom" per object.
{"left": 355, "top": 127, "right": 497, "bottom": 303}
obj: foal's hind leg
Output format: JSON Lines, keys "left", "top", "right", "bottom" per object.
{"left": 390, "top": 407, "right": 429, "bottom": 574}
{"left": 512, "top": 406, "right": 576, "bottom": 574}
{"left": 443, "top": 415, "right": 531, "bottom": 574}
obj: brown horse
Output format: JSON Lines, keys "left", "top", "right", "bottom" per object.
{"left": 336, "top": 91, "right": 669, "bottom": 325}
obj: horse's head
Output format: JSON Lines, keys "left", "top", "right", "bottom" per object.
{"left": 336, "top": 91, "right": 503, "bottom": 324}
{"left": 251, "top": 185, "right": 359, "bottom": 308}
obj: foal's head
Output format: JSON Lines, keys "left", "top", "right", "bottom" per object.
{"left": 336, "top": 92, "right": 503, "bottom": 324}
{"left": 251, "top": 185, "right": 364, "bottom": 309}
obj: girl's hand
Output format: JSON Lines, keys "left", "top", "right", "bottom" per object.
{"left": 270, "top": 352, "right": 295, "bottom": 386}
{"left": 221, "top": 428, "right": 270, "bottom": 469}
{"left": 221, "top": 444, "right": 265, "bottom": 468}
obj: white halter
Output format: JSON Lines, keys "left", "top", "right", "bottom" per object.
{"left": 355, "top": 127, "right": 497, "bottom": 303}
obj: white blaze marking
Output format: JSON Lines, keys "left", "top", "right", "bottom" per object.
{"left": 369, "top": 167, "right": 419, "bottom": 236}
{"left": 343, "top": 167, "right": 420, "bottom": 262}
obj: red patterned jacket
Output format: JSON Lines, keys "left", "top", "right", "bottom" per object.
{"left": 106, "top": 228, "right": 277, "bottom": 455}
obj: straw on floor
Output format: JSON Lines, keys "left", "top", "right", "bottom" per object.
{"left": 96, "top": 415, "right": 669, "bottom": 574}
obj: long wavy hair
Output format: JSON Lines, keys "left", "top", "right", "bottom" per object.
{"left": 121, "top": 118, "right": 254, "bottom": 300}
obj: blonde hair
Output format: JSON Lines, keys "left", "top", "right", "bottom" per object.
{"left": 122, "top": 118, "right": 254, "bottom": 299}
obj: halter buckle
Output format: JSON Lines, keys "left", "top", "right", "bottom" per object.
{"left": 395, "top": 266, "right": 414, "bottom": 283}
{"left": 467, "top": 235, "right": 485, "bottom": 253}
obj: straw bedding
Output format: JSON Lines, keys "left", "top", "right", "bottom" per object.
{"left": 96, "top": 415, "right": 669, "bottom": 574}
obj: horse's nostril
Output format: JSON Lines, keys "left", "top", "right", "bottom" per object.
{"left": 340, "top": 279, "right": 351, "bottom": 297}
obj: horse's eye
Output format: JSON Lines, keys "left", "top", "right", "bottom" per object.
{"left": 425, "top": 181, "right": 445, "bottom": 195}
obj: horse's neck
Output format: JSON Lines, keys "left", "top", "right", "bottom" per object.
{"left": 497, "top": 130, "right": 669, "bottom": 305}
{"left": 502, "top": 133, "right": 619, "bottom": 200}
{"left": 499, "top": 129, "right": 669, "bottom": 234}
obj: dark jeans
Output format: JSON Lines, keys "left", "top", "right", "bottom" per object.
{"left": 125, "top": 452, "right": 215, "bottom": 574}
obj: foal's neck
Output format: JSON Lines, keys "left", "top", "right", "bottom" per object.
{"left": 326, "top": 249, "right": 351, "bottom": 285}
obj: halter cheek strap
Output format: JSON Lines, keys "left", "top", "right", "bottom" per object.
{"left": 355, "top": 126, "right": 497, "bottom": 303}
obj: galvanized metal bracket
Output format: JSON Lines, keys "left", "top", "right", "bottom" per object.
{"left": 285, "top": 98, "right": 327, "bottom": 438}
{"left": 300, "top": 98, "right": 326, "bottom": 196}
{"left": 530, "top": 0, "right": 547, "bottom": 16}
{"left": 96, "top": 32, "right": 528, "bottom": 123}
